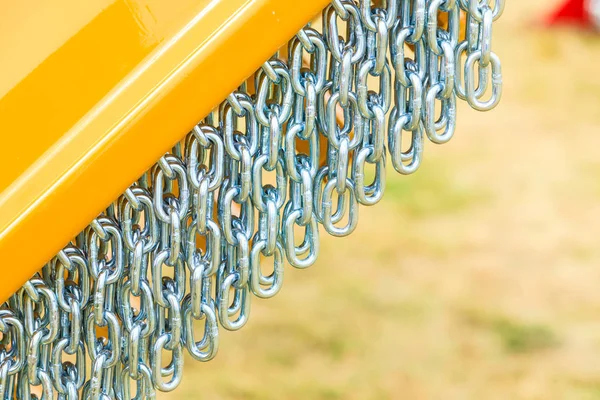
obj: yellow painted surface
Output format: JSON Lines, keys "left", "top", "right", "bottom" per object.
{"left": 0, "top": 0, "right": 329, "bottom": 302}
{"left": 0, "top": 0, "right": 208, "bottom": 193}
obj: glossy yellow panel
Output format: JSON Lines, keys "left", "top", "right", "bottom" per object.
{"left": 0, "top": 0, "right": 329, "bottom": 301}
{"left": 0, "top": 0, "right": 208, "bottom": 193}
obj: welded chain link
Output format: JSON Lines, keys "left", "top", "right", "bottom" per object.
{"left": 0, "top": 0, "right": 503, "bottom": 398}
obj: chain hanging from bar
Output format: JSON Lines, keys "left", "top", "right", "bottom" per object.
{"left": 0, "top": 0, "right": 503, "bottom": 398}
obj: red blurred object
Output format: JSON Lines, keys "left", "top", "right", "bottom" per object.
{"left": 546, "top": 0, "right": 593, "bottom": 27}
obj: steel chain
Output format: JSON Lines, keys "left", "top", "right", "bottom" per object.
{"left": 0, "top": 0, "right": 503, "bottom": 398}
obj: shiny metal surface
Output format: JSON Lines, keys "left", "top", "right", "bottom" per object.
{"left": 0, "top": 0, "right": 503, "bottom": 398}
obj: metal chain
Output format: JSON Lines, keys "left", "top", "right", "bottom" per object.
{"left": 0, "top": 0, "right": 503, "bottom": 398}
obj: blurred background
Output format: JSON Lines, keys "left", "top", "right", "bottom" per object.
{"left": 165, "top": 1, "right": 600, "bottom": 398}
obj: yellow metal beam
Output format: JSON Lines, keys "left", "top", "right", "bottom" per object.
{"left": 0, "top": 0, "right": 329, "bottom": 302}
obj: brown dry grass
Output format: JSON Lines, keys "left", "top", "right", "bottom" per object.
{"left": 164, "top": 1, "right": 600, "bottom": 399}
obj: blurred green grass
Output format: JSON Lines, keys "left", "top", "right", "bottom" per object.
{"left": 385, "top": 160, "right": 489, "bottom": 218}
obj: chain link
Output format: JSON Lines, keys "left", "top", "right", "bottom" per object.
{"left": 0, "top": 1, "right": 503, "bottom": 398}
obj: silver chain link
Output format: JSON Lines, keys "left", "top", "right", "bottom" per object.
{"left": 0, "top": 0, "right": 503, "bottom": 398}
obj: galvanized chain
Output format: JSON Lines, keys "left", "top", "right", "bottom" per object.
{"left": 0, "top": 0, "right": 503, "bottom": 398}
